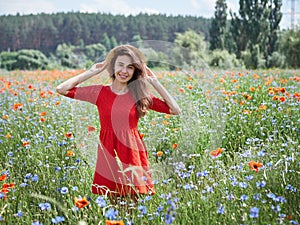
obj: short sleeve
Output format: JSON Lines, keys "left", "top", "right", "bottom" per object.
{"left": 64, "top": 85, "right": 103, "bottom": 105}
{"left": 149, "top": 95, "right": 170, "bottom": 114}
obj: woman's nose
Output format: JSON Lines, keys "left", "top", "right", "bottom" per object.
{"left": 121, "top": 66, "right": 127, "bottom": 73}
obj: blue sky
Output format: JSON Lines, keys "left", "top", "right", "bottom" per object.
{"left": 0, "top": 0, "right": 298, "bottom": 29}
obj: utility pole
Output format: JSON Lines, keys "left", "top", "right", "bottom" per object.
{"left": 286, "top": 0, "right": 300, "bottom": 29}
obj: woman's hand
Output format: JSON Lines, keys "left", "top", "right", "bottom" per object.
{"left": 88, "top": 61, "right": 107, "bottom": 76}
{"left": 145, "top": 65, "right": 158, "bottom": 84}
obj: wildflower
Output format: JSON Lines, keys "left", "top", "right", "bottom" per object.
{"left": 209, "top": 148, "right": 223, "bottom": 157}
{"left": 105, "top": 220, "right": 124, "bottom": 225}
{"left": 105, "top": 208, "right": 119, "bottom": 220}
{"left": 22, "top": 141, "right": 30, "bottom": 147}
{"left": 248, "top": 161, "right": 263, "bottom": 173}
{"left": 66, "top": 150, "right": 75, "bottom": 157}
{"left": 40, "top": 117, "right": 46, "bottom": 122}
{"left": 137, "top": 205, "right": 147, "bottom": 215}
{"left": 95, "top": 196, "right": 107, "bottom": 208}
{"left": 32, "top": 221, "right": 43, "bottom": 225}
{"left": 172, "top": 143, "right": 178, "bottom": 149}
{"left": 87, "top": 126, "right": 97, "bottom": 132}
{"left": 13, "top": 103, "right": 23, "bottom": 111}
{"left": 240, "top": 195, "right": 248, "bottom": 201}
{"left": 156, "top": 151, "right": 163, "bottom": 157}
{"left": 139, "top": 133, "right": 145, "bottom": 139}
{"left": 40, "top": 111, "right": 47, "bottom": 116}
{"left": 60, "top": 187, "right": 68, "bottom": 194}
{"left": 179, "top": 88, "right": 185, "bottom": 93}
{"left": 0, "top": 174, "right": 7, "bottom": 181}
{"left": 256, "top": 180, "right": 266, "bottom": 188}
{"left": 2, "top": 115, "right": 8, "bottom": 120}
{"left": 51, "top": 216, "right": 65, "bottom": 224}
{"left": 64, "top": 132, "right": 73, "bottom": 138}
{"left": 259, "top": 104, "right": 267, "bottom": 110}
{"left": 39, "top": 202, "right": 51, "bottom": 211}
{"left": 6, "top": 133, "right": 11, "bottom": 138}
{"left": 74, "top": 196, "right": 89, "bottom": 208}
{"left": 249, "top": 207, "right": 259, "bottom": 218}
{"left": 250, "top": 87, "right": 255, "bottom": 92}
{"left": 217, "top": 205, "right": 225, "bottom": 214}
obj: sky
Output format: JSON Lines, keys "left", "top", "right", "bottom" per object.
{"left": 0, "top": 0, "right": 299, "bottom": 29}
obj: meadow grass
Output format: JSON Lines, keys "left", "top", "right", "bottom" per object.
{"left": 0, "top": 69, "right": 299, "bottom": 225}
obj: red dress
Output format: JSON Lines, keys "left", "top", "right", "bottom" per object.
{"left": 65, "top": 85, "right": 170, "bottom": 196}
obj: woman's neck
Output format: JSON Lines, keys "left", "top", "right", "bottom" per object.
{"left": 111, "top": 81, "right": 128, "bottom": 94}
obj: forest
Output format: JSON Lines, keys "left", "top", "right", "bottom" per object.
{"left": 0, "top": 0, "right": 299, "bottom": 70}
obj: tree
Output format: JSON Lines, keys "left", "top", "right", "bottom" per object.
{"left": 209, "top": 0, "right": 228, "bottom": 50}
{"left": 173, "top": 30, "right": 208, "bottom": 68}
{"left": 230, "top": 0, "right": 282, "bottom": 68}
{"left": 279, "top": 29, "right": 300, "bottom": 68}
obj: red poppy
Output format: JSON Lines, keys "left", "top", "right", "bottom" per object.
{"left": 172, "top": 143, "right": 178, "bottom": 149}
{"left": 74, "top": 196, "right": 89, "bottom": 208}
{"left": 209, "top": 148, "right": 223, "bottom": 157}
{"left": 87, "top": 126, "right": 97, "bottom": 132}
{"left": 248, "top": 161, "right": 263, "bottom": 173}
{"left": 106, "top": 220, "right": 125, "bottom": 225}
{"left": 0, "top": 174, "right": 6, "bottom": 181}
{"left": 22, "top": 141, "right": 30, "bottom": 147}
{"left": 65, "top": 132, "right": 73, "bottom": 138}
{"left": 156, "top": 151, "right": 163, "bottom": 157}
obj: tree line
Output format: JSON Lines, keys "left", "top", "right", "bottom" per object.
{"left": 0, "top": 12, "right": 210, "bottom": 55}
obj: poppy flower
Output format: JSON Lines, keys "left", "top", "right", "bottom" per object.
{"left": 40, "top": 117, "right": 46, "bottom": 122}
{"left": 6, "top": 133, "right": 11, "bottom": 138}
{"left": 0, "top": 174, "right": 7, "bottom": 181}
{"left": 87, "top": 126, "right": 97, "bottom": 132}
{"left": 65, "top": 132, "right": 73, "bottom": 138}
{"left": 40, "top": 111, "right": 47, "bottom": 116}
{"left": 139, "top": 133, "right": 145, "bottom": 139}
{"left": 66, "top": 150, "right": 75, "bottom": 157}
{"left": 259, "top": 105, "right": 267, "bottom": 110}
{"left": 74, "top": 196, "right": 89, "bottom": 208}
{"left": 172, "top": 143, "right": 178, "bottom": 149}
{"left": 22, "top": 141, "right": 30, "bottom": 147}
{"left": 106, "top": 220, "right": 125, "bottom": 225}
{"left": 156, "top": 151, "right": 163, "bottom": 157}
{"left": 209, "top": 148, "right": 223, "bottom": 157}
{"left": 248, "top": 161, "right": 263, "bottom": 173}
{"left": 279, "top": 96, "right": 286, "bottom": 103}
{"left": 2, "top": 115, "right": 8, "bottom": 120}
{"left": 13, "top": 103, "right": 23, "bottom": 111}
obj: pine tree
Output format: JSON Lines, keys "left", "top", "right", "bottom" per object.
{"left": 209, "top": 0, "right": 228, "bottom": 50}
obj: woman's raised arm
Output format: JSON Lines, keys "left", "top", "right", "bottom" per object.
{"left": 56, "top": 61, "right": 107, "bottom": 95}
{"left": 145, "top": 66, "right": 181, "bottom": 115}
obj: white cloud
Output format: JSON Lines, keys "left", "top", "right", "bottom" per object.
{"left": 0, "top": 0, "right": 55, "bottom": 15}
{"left": 79, "top": 0, "right": 159, "bottom": 15}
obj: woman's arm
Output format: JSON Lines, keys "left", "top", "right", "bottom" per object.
{"left": 145, "top": 66, "right": 181, "bottom": 115}
{"left": 56, "top": 62, "right": 107, "bottom": 95}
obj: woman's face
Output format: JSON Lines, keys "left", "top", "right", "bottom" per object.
{"left": 113, "top": 55, "right": 135, "bottom": 84}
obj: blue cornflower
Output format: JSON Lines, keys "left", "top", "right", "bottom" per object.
{"left": 138, "top": 205, "right": 147, "bottom": 215}
{"left": 39, "top": 202, "right": 51, "bottom": 211}
{"left": 16, "top": 211, "right": 23, "bottom": 217}
{"left": 60, "top": 187, "right": 68, "bottom": 194}
{"left": 165, "top": 212, "right": 176, "bottom": 224}
{"left": 245, "top": 175, "right": 254, "bottom": 181}
{"left": 95, "top": 196, "right": 107, "bottom": 208}
{"left": 240, "top": 195, "right": 248, "bottom": 202}
{"left": 276, "top": 196, "right": 286, "bottom": 203}
{"left": 256, "top": 180, "right": 266, "bottom": 188}
{"left": 290, "top": 220, "right": 299, "bottom": 225}
{"left": 105, "top": 208, "right": 118, "bottom": 220}
{"left": 51, "top": 216, "right": 65, "bottom": 224}
{"left": 31, "top": 174, "right": 39, "bottom": 182}
{"left": 72, "top": 186, "right": 78, "bottom": 191}
{"left": 253, "top": 193, "right": 261, "bottom": 201}
{"left": 217, "top": 205, "right": 225, "bottom": 214}
{"left": 239, "top": 182, "right": 248, "bottom": 188}
{"left": 271, "top": 204, "right": 281, "bottom": 213}
{"left": 32, "top": 222, "right": 43, "bottom": 225}
{"left": 0, "top": 193, "right": 6, "bottom": 199}
{"left": 249, "top": 207, "right": 259, "bottom": 218}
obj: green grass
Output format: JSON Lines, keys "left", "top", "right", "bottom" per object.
{"left": 0, "top": 68, "right": 299, "bottom": 224}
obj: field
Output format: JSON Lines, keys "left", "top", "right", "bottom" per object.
{"left": 0, "top": 68, "right": 299, "bottom": 225}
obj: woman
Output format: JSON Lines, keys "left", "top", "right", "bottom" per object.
{"left": 56, "top": 45, "right": 181, "bottom": 199}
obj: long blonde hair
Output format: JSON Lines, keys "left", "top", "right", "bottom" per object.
{"left": 106, "top": 45, "right": 152, "bottom": 118}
